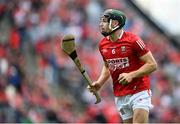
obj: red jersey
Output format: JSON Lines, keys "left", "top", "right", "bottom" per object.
{"left": 99, "top": 31, "right": 150, "bottom": 96}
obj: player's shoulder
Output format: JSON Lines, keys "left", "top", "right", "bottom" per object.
{"left": 123, "top": 31, "right": 140, "bottom": 42}
{"left": 99, "top": 37, "right": 109, "bottom": 45}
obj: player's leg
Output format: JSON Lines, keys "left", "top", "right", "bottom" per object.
{"left": 123, "top": 118, "right": 132, "bottom": 123}
{"left": 119, "top": 108, "right": 133, "bottom": 123}
{"left": 133, "top": 108, "right": 149, "bottom": 123}
{"left": 115, "top": 96, "right": 133, "bottom": 123}
{"left": 131, "top": 90, "right": 153, "bottom": 123}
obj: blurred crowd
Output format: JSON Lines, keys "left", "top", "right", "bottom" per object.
{"left": 0, "top": 0, "right": 180, "bottom": 123}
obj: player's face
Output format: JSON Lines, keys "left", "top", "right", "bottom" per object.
{"left": 99, "top": 16, "right": 111, "bottom": 35}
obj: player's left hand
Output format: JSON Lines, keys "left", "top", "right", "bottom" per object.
{"left": 118, "top": 73, "right": 133, "bottom": 85}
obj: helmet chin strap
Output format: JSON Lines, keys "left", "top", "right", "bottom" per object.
{"left": 109, "top": 19, "right": 120, "bottom": 31}
{"left": 101, "top": 19, "right": 120, "bottom": 37}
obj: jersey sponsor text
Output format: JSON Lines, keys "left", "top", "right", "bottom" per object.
{"left": 107, "top": 57, "right": 129, "bottom": 71}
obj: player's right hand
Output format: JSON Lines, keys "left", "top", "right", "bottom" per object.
{"left": 87, "top": 82, "right": 101, "bottom": 93}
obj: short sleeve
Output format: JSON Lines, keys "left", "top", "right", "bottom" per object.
{"left": 99, "top": 45, "right": 106, "bottom": 61}
{"left": 132, "top": 37, "right": 149, "bottom": 57}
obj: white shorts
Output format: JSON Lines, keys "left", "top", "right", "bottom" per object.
{"left": 114, "top": 90, "right": 153, "bottom": 120}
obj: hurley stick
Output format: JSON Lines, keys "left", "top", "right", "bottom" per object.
{"left": 61, "top": 34, "right": 101, "bottom": 104}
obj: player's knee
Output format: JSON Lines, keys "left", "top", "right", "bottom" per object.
{"left": 133, "top": 108, "right": 149, "bottom": 123}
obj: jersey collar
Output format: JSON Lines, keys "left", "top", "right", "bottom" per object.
{"left": 119, "top": 30, "right": 124, "bottom": 40}
{"left": 107, "top": 30, "right": 124, "bottom": 40}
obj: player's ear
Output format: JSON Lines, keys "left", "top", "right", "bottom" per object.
{"left": 112, "top": 20, "right": 119, "bottom": 28}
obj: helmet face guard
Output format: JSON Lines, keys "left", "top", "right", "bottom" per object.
{"left": 101, "top": 9, "right": 126, "bottom": 36}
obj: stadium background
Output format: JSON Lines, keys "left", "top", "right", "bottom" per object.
{"left": 0, "top": 0, "right": 179, "bottom": 123}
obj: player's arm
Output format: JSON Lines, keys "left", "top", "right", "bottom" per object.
{"left": 130, "top": 51, "right": 157, "bottom": 78}
{"left": 119, "top": 51, "right": 157, "bottom": 84}
{"left": 88, "top": 61, "right": 110, "bottom": 91}
{"left": 97, "top": 61, "right": 110, "bottom": 85}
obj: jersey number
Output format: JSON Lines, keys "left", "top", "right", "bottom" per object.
{"left": 112, "top": 49, "right": 115, "bottom": 54}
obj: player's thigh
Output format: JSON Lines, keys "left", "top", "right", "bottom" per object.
{"left": 115, "top": 96, "right": 133, "bottom": 122}
{"left": 123, "top": 118, "right": 132, "bottom": 123}
{"left": 133, "top": 108, "right": 149, "bottom": 123}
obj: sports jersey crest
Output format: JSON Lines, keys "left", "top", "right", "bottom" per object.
{"left": 121, "top": 46, "right": 126, "bottom": 52}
